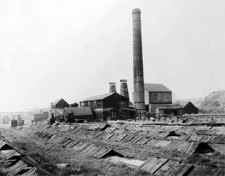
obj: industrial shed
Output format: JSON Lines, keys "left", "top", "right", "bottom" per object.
{"left": 145, "top": 83, "right": 172, "bottom": 105}
{"left": 50, "top": 98, "right": 70, "bottom": 116}
{"left": 144, "top": 83, "right": 182, "bottom": 116}
{"left": 182, "top": 102, "right": 198, "bottom": 114}
{"left": 63, "top": 107, "right": 93, "bottom": 122}
{"left": 51, "top": 98, "right": 70, "bottom": 109}
{"left": 154, "top": 104, "right": 183, "bottom": 116}
{"left": 80, "top": 92, "right": 132, "bottom": 121}
{"left": 70, "top": 102, "right": 79, "bottom": 107}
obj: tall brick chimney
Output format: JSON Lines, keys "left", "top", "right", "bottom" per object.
{"left": 132, "top": 9, "right": 145, "bottom": 111}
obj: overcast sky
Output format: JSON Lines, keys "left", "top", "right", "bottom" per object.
{"left": 0, "top": 0, "right": 225, "bottom": 111}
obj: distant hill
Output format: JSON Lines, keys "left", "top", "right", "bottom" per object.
{"left": 198, "top": 90, "right": 225, "bottom": 113}
{"left": 173, "top": 94, "right": 203, "bottom": 108}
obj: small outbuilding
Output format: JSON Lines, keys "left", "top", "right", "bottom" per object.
{"left": 51, "top": 98, "right": 70, "bottom": 117}
{"left": 51, "top": 98, "right": 70, "bottom": 109}
{"left": 155, "top": 104, "right": 183, "bottom": 116}
{"left": 182, "top": 101, "right": 198, "bottom": 114}
{"left": 70, "top": 102, "right": 79, "bottom": 107}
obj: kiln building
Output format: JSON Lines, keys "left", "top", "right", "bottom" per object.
{"left": 80, "top": 92, "right": 130, "bottom": 121}
{"left": 145, "top": 83, "right": 182, "bottom": 116}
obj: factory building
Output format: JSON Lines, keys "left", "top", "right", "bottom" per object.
{"left": 80, "top": 81, "right": 135, "bottom": 121}
{"left": 182, "top": 102, "right": 198, "bottom": 114}
{"left": 145, "top": 83, "right": 172, "bottom": 105}
{"left": 145, "top": 83, "right": 182, "bottom": 116}
{"left": 80, "top": 92, "right": 130, "bottom": 121}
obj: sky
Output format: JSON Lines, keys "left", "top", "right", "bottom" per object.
{"left": 0, "top": 0, "right": 225, "bottom": 111}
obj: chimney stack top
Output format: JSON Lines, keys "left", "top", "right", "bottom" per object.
{"left": 120, "top": 79, "right": 127, "bottom": 83}
{"left": 109, "top": 82, "right": 117, "bottom": 93}
{"left": 132, "top": 8, "right": 141, "bottom": 14}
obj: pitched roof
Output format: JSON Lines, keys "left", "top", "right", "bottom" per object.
{"left": 145, "top": 83, "right": 171, "bottom": 92}
{"left": 52, "top": 98, "right": 68, "bottom": 106}
{"left": 52, "top": 99, "right": 62, "bottom": 105}
{"left": 64, "top": 107, "right": 92, "bottom": 116}
{"left": 156, "top": 104, "right": 182, "bottom": 109}
{"left": 82, "top": 92, "right": 115, "bottom": 102}
{"left": 184, "top": 101, "right": 197, "bottom": 108}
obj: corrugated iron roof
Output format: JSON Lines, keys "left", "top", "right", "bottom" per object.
{"left": 15, "top": 122, "right": 225, "bottom": 175}
{"left": 121, "top": 134, "right": 135, "bottom": 142}
{"left": 188, "top": 165, "right": 222, "bottom": 176}
{"left": 209, "top": 144, "right": 225, "bottom": 154}
{"left": 108, "top": 133, "right": 120, "bottom": 141}
{"left": 153, "top": 140, "right": 171, "bottom": 148}
{"left": 7, "top": 160, "right": 28, "bottom": 175}
{"left": 94, "top": 148, "right": 123, "bottom": 159}
{"left": 81, "top": 144, "right": 100, "bottom": 156}
{"left": 115, "top": 133, "right": 127, "bottom": 142}
{"left": 196, "top": 129, "right": 218, "bottom": 135}
{"left": 129, "top": 136, "right": 144, "bottom": 143}
{"left": 73, "top": 142, "right": 89, "bottom": 151}
{"left": 212, "top": 135, "right": 225, "bottom": 144}
{"left": 139, "top": 156, "right": 168, "bottom": 174}
{"left": 91, "top": 147, "right": 110, "bottom": 159}
{"left": 187, "top": 134, "right": 204, "bottom": 142}
{"left": 145, "top": 83, "right": 171, "bottom": 92}
{"left": 102, "top": 133, "right": 114, "bottom": 140}
{"left": 199, "top": 135, "right": 216, "bottom": 143}
{"left": 136, "top": 137, "right": 151, "bottom": 145}
{"left": 2, "top": 149, "right": 21, "bottom": 159}
{"left": 154, "top": 160, "right": 193, "bottom": 176}
{"left": 165, "top": 141, "right": 198, "bottom": 154}
{"left": 66, "top": 140, "right": 79, "bottom": 148}
{"left": 156, "top": 104, "right": 182, "bottom": 109}
{"left": 21, "top": 167, "right": 37, "bottom": 176}
{"left": 82, "top": 92, "right": 115, "bottom": 101}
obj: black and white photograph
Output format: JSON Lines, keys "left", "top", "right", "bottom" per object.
{"left": 0, "top": 0, "right": 225, "bottom": 175}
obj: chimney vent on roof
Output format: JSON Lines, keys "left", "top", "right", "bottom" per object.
{"left": 109, "top": 82, "right": 116, "bottom": 93}
{"left": 120, "top": 79, "right": 129, "bottom": 100}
